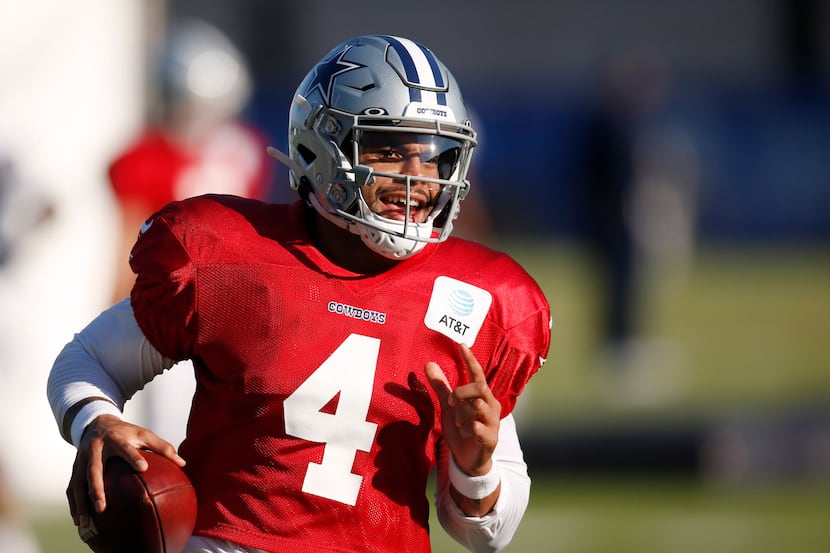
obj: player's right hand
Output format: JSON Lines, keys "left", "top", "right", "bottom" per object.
{"left": 67, "top": 414, "right": 185, "bottom": 529}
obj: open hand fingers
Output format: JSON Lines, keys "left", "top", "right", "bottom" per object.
{"left": 426, "top": 344, "right": 499, "bottom": 414}
{"left": 425, "top": 344, "right": 501, "bottom": 475}
{"left": 424, "top": 361, "right": 452, "bottom": 406}
{"left": 452, "top": 397, "right": 493, "bottom": 439}
{"left": 125, "top": 427, "right": 185, "bottom": 469}
{"left": 86, "top": 436, "right": 108, "bottom": 515}
{"left": 67, "top": 432, "right": 109, "bottom": 528}
{"left": 454, "top": 344, "right": 499, "bottom": 412}
{"left": 67, "top": 450, "right": 92, "bottom": 527}
{"left": 70, "top": 416, "right": 185, "bottom": 526}
{"left": 458, "top": 343, "right": 487, "bottom": 384}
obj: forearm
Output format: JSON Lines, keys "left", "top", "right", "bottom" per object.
{"left": 46, "top": 298, "right": 173, "bottom": 445}
{"left": 435, "top": 414, "right": 531, "bottom": 553}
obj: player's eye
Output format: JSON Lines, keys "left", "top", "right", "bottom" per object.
{"left": 361, "top": 147, "right": 401, "bottom": 164}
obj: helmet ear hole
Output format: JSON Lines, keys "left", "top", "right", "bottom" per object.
{"left": 296, "top": 176, "right": 313, "bottom": 201}
{"left": 297, "top": 144, "right": 317, "bottom": 165}
{"left": 339, "top": 137, "right": 354, "bottom": 164}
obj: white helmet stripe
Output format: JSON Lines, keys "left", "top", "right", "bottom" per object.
{"left": 383, "top": 36, "right": 446, "bottom": 106}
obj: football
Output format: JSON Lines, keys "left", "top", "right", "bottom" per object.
{"left": 79, "top": 449, "right": 197, "bottom": 553}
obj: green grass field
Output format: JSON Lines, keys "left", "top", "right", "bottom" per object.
{"left": 27, "top": 243, "right": 830, "bottom": 553}
{"left": 429, "top": 476, "right": 830, "bottom": 553}
{"left": 505, "top": 241, "right": 830, "bottom": 426}
{"left": 29, "top": 477, "right": 830, "bottom": 553}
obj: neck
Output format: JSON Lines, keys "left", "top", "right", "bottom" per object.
{"left": 306, "top": 209, "right": 399, "bottom": 274}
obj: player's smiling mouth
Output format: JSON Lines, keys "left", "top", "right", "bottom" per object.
{"left": 376, "top": 191, "right": 432, "bottom": 222}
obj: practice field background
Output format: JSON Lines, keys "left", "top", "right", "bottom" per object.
{"left": 29, "top": 478, "right": 830, "bottom": 553}
{"left": 28, "top": 242, "right": 830, "bottom": 553}
{"left": 6, "top": 2, "right": 828, "bottom": 551}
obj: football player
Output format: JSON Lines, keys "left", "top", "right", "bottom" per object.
{"left": 106, "top": 16, "right": 272, "bottom": 457}
{"left": 48, "top": 35, "right": 551, "bottom": 553}
{"left": 108, "top": 17, "right": 272, "bottom": 303}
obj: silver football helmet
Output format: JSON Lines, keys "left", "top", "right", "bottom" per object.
{"left": 270, "top": 35, "right": 477, "bottom": 259}
{"left": 158, "top": 18, "right": 252, "bottom": 129}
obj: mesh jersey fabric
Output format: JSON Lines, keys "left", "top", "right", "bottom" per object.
{"left": 129, "top": 195, "right": 551, "bottom": 553}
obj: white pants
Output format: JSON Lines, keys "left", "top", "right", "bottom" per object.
{"left": 183, "top": 536, "right": 269, "bottom": 553}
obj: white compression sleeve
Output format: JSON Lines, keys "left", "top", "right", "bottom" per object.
{"left": 434, "top": 413, "right": 531, "bottom": 553}
{"left": 46, "top": 298, "right": 174, "bottom": 445}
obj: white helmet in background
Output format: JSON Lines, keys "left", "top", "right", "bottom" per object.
{"left": 273, "top": 35, "right": 477, "bottom": 259}
{"left": 158, "top": 18, "right": 252, "bottom": 128}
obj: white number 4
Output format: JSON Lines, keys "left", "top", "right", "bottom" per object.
{"left": 283, "top": 334, "right": 380, "bottom": 505}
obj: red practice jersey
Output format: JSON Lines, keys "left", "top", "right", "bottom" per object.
{"left": 109, "top": 123, "right": 271, "bottom": 209}
{"left": 129, "top": 195, "right": 551, "bottom": 553}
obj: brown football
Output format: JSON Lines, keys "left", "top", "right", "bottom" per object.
{"left": 79, "top": 449, "right": 197, "bottom": 553}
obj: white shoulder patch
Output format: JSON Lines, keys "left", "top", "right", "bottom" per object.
{"left": 424, "top": 276, "right": 492, "bottom": 346}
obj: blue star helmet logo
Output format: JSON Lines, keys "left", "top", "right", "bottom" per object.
{"left": 304, "top": 45, "right": 366, "bottom": 106}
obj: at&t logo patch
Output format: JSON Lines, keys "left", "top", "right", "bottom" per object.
{"left": 424, "top": 276, "right": 492, "bottom": 346}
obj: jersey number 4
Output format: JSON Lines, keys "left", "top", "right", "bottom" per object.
{"left": 283, "top": 333, "right": 379, "bottom": 506}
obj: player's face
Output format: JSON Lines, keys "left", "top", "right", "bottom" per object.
{"left": 357, "top": 132, "right": 460, "bottom": 223}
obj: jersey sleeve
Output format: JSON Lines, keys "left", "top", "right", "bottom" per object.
{"left": 128, "top": 203, "right": 199, "bottom": 361}
{"left": 481, "top": 264, "right": 552, "bottom": 418}
{"left": 487, "top": 305, "right": 551, "bottom": 417}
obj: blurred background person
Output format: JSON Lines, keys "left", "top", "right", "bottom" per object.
{"left": 0, "top": 143, "right": 56, "bottom": 268}
{"left": 0, "top": 143, "right": 49, "bottom": 553}
{"left": 110, "top": 17, "right": 273, "bottom": 448}
{"left": 577, "top": 43, "right": 698, "bottom": 403}
{"left": 109, "top": 16, "right": 272, "bottom": 302}
{"left": 578, "top": 50, "right": 640, "bottom": 368}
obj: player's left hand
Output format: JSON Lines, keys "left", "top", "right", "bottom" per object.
{"left": 425, "top": 343, "right": 501, "bottom": 477}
